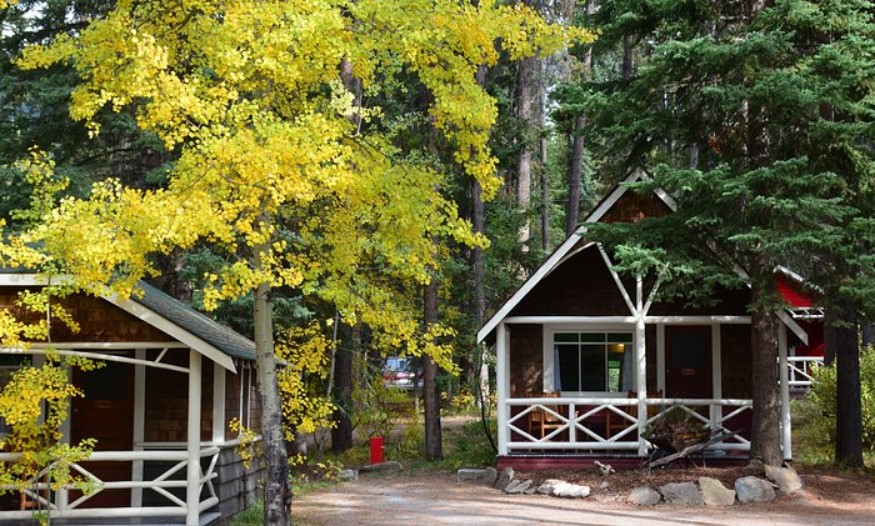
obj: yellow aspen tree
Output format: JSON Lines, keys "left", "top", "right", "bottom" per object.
{"left": 16, "top": 2, "right": 594, "bottom": 524}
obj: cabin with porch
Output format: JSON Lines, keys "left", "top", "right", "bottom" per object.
{"left": 478, "top": 170, "right": 825, "bottom": 470}
{"left": 0, "top": 274, "right": 262, "bottom": 525}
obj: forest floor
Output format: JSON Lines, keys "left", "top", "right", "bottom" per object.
{"left": 293, "top": 465, "right": 875, "bottom": 525}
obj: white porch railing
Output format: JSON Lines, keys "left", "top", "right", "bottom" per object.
{"left": 0, "top": 446, "right": 220, "bottom": 520}
{"left": 505, "top": 397, "right": 752, "bottom": 454}
{"left": 788, "top": 356, "right": 824, "bottom": 389}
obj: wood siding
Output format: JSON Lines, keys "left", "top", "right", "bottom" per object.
{"left": 0, "top": 288, "right": 174, "bottom": 343}
{"left": 144, "top": 350, "right": 214, "bottom": 442}
{"left": 601, "top": 190, "right": 672, "bottom": 224}
{"left": 509, "top": 324, "right": 543, "bottom": 397}
{"left": 510, "top": 247, "right": 632, "bottom": 317}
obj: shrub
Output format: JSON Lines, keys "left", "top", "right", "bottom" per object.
{"left": 794, "top": 345, "right": 875, "bottom": 462}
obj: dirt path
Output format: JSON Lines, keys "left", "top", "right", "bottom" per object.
{"left": 295, "top": 470, "right": 875, "bottom": 526}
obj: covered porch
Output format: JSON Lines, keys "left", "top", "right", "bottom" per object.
{"left": 0, "top": 276, "right": 261, "bottom": 525}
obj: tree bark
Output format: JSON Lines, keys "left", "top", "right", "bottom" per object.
{"left": 423, "top": 277, "right": 443, "bottom": 460}
{"left": 253, "top": 259, "right": 291, "bottom": 525}
{"left": 565, "top": 0, "right": 595, "bottom": 237}
{"left": 748, "top": 282, "right": 783, "bottom": 466}
{"left": 472, "top": 65, "right": 490, "bottom": 401}
{"left": 566, "top": 113, "right": 585, "bottom": 237}
{"left": 537, "top": 57, "right": 549, "bottom": 252}
{"left": 331, "top": 324, "right": 354, "bottom": 453}
{"left": 516, "top": 54, "right": 533, "bottom": 246}
{"left": 835, "top": 304, "right": 863, "bottom": 467}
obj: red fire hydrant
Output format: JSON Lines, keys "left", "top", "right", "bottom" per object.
{"left": 369, "top": 436, "right": 385, "bottom": 464}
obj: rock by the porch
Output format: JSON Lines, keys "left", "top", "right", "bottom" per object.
{"left": 338, "top": 469, "right": 358, "bottom": 481}
{"left": 456, "top": 468, "right": 497, "bottom": 485}
{"left": 698, "top": 477, "right": 735, "bottom": 506}
{"left": 659, "top": 482, "right": 704, "bottom": 505}
{"left": 551, "top": 482, "right": 591, "bottom": 498}
{"left": 505, "top": 479, "right": 534, "bottom": 494}
{"left": 359, "top": 461, "right": 402, "bottom": 474}
{"left": 734, "top": 476, "right": 776, "bottom": 503}
{"left": 536, "top": 479, "right": 566, "bottom": 495}
{"left": 765, "top": 465, "right": 803, "bottom": 494}
{"left": 495, "top": 467, "right": 514, "bottom": 491}
{"left": 628, "top": 486, "right": 661, "bottom": 506}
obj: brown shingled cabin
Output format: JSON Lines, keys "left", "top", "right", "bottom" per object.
{"left": 477, "top": 169, "right": 825, "bottom": 471}
{"left": 0, "top": 276, "right": 261, "bottom": 525}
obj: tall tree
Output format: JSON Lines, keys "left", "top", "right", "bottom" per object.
{"left": 579, "top": 0, "right": 872, "bottom": 466}
{"left": 16, "top": 3, "right": 587, "bottom": 523}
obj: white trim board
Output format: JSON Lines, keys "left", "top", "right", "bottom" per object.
{"left": 0, "top": 274, "right": 237, "bottom": 372}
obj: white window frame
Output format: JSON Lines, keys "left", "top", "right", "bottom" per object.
{"left": 543, "top": 324, "right": 636, "bottom": 396}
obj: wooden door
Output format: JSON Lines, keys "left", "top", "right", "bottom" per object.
{"left": 71, "top": 358, "right": 134, "bottom": 508}
{"left": 665, "top": 326, "right": 713, "bottom": 399}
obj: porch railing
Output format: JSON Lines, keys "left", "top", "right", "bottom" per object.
{"left": 504, "top": 396, "right": 752, "bottom": 454}
{"left": 0, "top": 446, "right": 220, "bottom": 520}
{"left": 787, "top": 356, "right": 824, "bottom": 389}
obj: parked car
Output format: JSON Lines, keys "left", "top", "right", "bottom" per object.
{"left": 382, "top": 356, "right": 422, "bottom": 390}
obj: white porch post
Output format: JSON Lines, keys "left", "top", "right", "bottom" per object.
{"left": 186, "top": 350, "right": 202, "bottom": 526}
{"left": 778, "top": 322, "right": 792, "bottom": 460}
{"left": 497, "top": 322, "right": 509, "bottom": 456}
{"left": 635, "top": 275, "right": 647, "bottom": 456}
{"left": 212, "top": 362, "right": 226, "bottom": 443}
{"left": 656, "top": 324, "right": 665, "bottom": 395}
{"left": 132, "top": 349, "right": 147, "bottom": 507}
{"left": 711, "top": 324, "right": 722, "bottom": 430}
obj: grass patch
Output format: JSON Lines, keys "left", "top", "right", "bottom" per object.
{"left": 228, "top": 501, "right": 263, "bottom": 526}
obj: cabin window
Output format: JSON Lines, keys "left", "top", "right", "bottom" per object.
{"left": 552, "top": 332, "right": 634, "bottom": 392}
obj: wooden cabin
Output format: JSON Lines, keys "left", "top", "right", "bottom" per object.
{"left": 478, "top": 170, "right": 825, "bottom": 470}
{"left": 0, "top": 274, "right": 262, "bottom": 525}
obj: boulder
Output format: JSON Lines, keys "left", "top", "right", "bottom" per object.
{"left": 735, "top": 476, "right": 776, "bottom": 503}
{"left": 338, "top": 469, "right": 358, "bottom": 481}
{"left": 659, "top": 482, "right": 704, "bottom": 505}
{"left": 495, "top": 467, "right": 514, "bottom": 491}
{"left": 359, "top": 461, "right": 402, "bottom": 474}
{"left": 698, "top": 477, "right": 735, "bottom": 506}
{"left": 628, "top": 486, "right": 661, "bottom": 506}
{"left": 505, "top": 479, "right": 533, "bottom": 495}
{"left": 456, "top": 468, "right": 489, "bottom": 484}
{"left": 765, "top": 465, "right": 803, "bottom": 494}
{"left": 536, "top": 479, "right": 567, "bottom": 495}
{"left": 552, "top": 482, "right": 591, "bottom": 498}
{"left": 483, "top": 467, "right": 498, "bottom": 486}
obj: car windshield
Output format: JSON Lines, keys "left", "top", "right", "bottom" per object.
{"left": 385, "top": 357, "right": 412, "bottom": 372}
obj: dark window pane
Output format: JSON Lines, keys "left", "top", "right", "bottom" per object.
{"left": 554, "top": 333, "right": 579, "bottom": 343}
{"left": 580, "top": 345, "right": 606, "bottom": 391}
{"left": 556, "top": 344, "right": 580, "bottom": 391}
{"left": 580, "top": 333, "right": 606, "bottom": 343}
{"left": 607, "top": 333, "right": 633, "bottom": 344}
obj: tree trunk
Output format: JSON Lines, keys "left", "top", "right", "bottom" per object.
{"left": 748, "top": 282, "right": 783, "bottom": 466}
{"left": 516, "top": 52, "right": 534, "bottom": 246}
{"left": 566, "top": 114, "right": 585, "bottom": 237}
{"left": 253, "top": 272, "right": 291, "bottom": 525}
{"left": 331, "top": 324, "right": 354, "bottom": 453}
{"left": 472, "top": 179, "right": 489, "bottom": 401}
{"left": 835, "top": 304, "right": 863, "bottom": 467}
{"left": 565, "top": 0, "right": 595, "bottom": 237}
{"left": 423, "top": 277, "right": 443, "bottom": 460}
{"left": 537, "top": 57, "right": 549, "bottom": 252}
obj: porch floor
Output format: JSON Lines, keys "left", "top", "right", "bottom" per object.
{"left": 3, "top": 511, "right": 222, "bottom": 526}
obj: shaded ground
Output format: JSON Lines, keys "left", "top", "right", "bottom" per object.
{"left": 294, "top": 467, "right": 875, "bottom": 525}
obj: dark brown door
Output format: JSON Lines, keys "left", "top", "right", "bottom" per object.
{"left": 665, "top": 326, "right": 713, "bottom": 399}
{"left": 71, "top": 357, "right": 134, "bottom": 508}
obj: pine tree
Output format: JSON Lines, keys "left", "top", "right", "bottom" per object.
{"left": 578, "top": 0, "right": 875, "bottom": 465}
